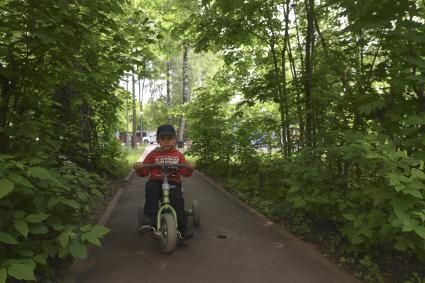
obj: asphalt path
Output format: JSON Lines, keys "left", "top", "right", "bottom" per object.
{"left": 73, "top": 145, "right": 359, "bottom": 283}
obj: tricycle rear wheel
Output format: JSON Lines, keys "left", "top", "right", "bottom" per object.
{"left": 137, "top": 206, "right": 144, "bottom": 235}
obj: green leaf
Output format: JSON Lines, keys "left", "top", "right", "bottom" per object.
{"left": 392, "top": 197, "right": 413, "bottom": 220}
{"left": 46, "top": 216, "right": 63, "bottom": 230}
{"left": 405, "top": 56, "right": 425, "bottom": 68}
{"left": 28, "top": 223, "right": 49, "bottom": 234}
{"left": 342, "top": 214, "right": 356, "bottom": 221}
{"left": 85, "top": 233, "right": 101, "bottom": 247}
{"left": 33, "top": 254, "right": 47, "bottom": 265}
{"left": 14, "top": 162, "right": 25, "bottom": 170}
{"left": 352, "top": 233, "right": 365, "bottom": 244}
{"left": 394, "top": 209, "right": 409, "bottom": 222}
{"left": 402, "top": 218, "right": 418, "bottom": 232}
{"left": 395, "top": 237, "right": 408, "bottom": 251}
{"left": 35, "top": 30, "right": 56, "bottom": 44}
{"left": 48, "top": 197, "right": 59, "bottom": 208}
{"left": 0, "top": 232, "right": 18, "bottom": 244}
{"left": 55, "top": 26, "right": 75, "bottom": 36}
{"left": 77, "top": 191, "right": 88, "bottom": 201}
{"left": 18, "top": 250, "right": 34, "bottom": 257}
{"left": 29, "top": 158, "right": 43, "bottom": 165}
{"left": 92, "top": 188, "right": 103, "bottom": 197}
{"left": 91, "top": 225, "right": 110, "bottom": 237}
{"left": 25, "top": 213, "right": 49, "bottom": 223}
{"left": 386, "top": 173, "right": 400, "bottom": 187}
{"left": 80, "top": 224, "right": 92, "bottom": 232}
{"left": 0, "top": 178, "right": 14, "bottom": 198}
{"left": 288, "top": 184, "right": 300, "bottom": 193}
{"left": 411, "top": 168, "right": 425, "bottom": 180}
{"left": 60, "top": 198, "right": 80, "bottom": 209}
{"left": 27, "top": 167, "right": 55, "bottom": 181}
{"left": 69, "top": 242, "right": 87, "bottom": 258}
{"left": 7, "top": 173, "right": 33, "bottom": 187}
{"left": 292, "top": 196, "right": 306, "bottom": 208}
{"left": 14, "top": 220, "right": 29, "bottom": 238}
{"left": 14, "top": 211, "right": 25, "bottom": 219}
{"left": 415, "top": 211, "right": 425, "bottom": 223}
{"left": 403, "top": 187, "right": 423, "bottom": 199}
{"left": 358, "top": 99, "right": 386, "bottom": 115}
{"left": 0, "top": 268, "right": 6, "bottom": 283}
{"left": 7, "top": 263, "right": 36, "bottom": 281}
{"left": 415, "top": 226, "right": 425, "bottom": 240}
{"left": 58, "top": 231, "right": 70, "bottom": 247}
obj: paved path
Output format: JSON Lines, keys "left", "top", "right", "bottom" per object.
{"left": 72, "top": 146, "right": 359, "bottom": 283}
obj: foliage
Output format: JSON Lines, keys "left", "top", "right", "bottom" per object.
{"left": 0, "top": 0, "right": 158, "bottom": 281}
{"left": 1, "top": 0, "right": 424, "bottom": 281}
{"left": 185, "top": 0, "right": 425, "bottom": 280}
{"left": 0, "top": 154, "right": 109, "bottom": 282}
{"left": 126, "top": 145, "right": 147, "bottom": 166}
{"left": 281, "top": 134, "right": 425, "bottom": 259}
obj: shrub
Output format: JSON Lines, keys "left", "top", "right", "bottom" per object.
{"left": 0, "top": 154, "right": 109, "bottom": 282}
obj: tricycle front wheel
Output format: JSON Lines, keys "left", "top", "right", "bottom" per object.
{"left": 160, "top": 213, "right": 177, "bottom": 253}
{"left": 192, "top": 200, "right": 200, "bottom": 226}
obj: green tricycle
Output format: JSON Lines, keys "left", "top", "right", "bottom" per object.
{"left": 137, "top": 163, "right": 200, "bottom": 253}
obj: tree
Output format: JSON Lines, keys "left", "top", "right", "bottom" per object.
{"left": 177, "top": 43, "right": 190, "bottom": 144}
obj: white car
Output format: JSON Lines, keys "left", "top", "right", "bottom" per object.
{"left": 143, "top": 132, "right": 157, "bottom": 144}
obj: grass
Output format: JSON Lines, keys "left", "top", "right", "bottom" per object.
{"left": 125, "top": 144, "right": 147, "bottom": 166}
{"left": 115, "top": 145, "right": 147, "bottom": 178}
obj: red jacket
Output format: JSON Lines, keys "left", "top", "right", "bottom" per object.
{"left": 135, "top": 147, "right": 192, "bottom": 183}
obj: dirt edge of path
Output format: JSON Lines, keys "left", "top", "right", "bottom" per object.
{"left": 59, "top": 177, "right": 129, "bottom": 283}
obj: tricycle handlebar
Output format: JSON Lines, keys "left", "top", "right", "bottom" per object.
{"left": 141, "top": 163, "right": 189, "bottom": 169}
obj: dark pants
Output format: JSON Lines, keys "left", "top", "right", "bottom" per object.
{"left": 144, "top": 180, "right": 188, "bottom": 229}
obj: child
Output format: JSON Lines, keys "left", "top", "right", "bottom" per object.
{"left": 134, "top": 124, "right": 195, "bottom": 240}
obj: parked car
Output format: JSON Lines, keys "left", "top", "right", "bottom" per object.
{"left": 143, "top": 132, "right": 157, "bottom": 144}
{"left": 118, "top": 131, "right": 147, "bottom": 145}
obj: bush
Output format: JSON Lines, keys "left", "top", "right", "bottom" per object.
{"left": 282, "top": 134, "right": 425, "bottom": 261}
{"left": 0, "top": 154, "right": 109, "bottom": 282}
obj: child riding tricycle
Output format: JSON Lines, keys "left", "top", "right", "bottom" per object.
{"left": 133, "top": 124, "right": 200, "bottom": 253}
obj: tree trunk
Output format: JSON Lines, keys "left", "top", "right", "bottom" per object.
{"left": 0, "top": 51, "right": 17, "bottom": 153}
{"left": 294, "top": 0, "right": 305, "bottom": 74}
{"left": 293, "top": 0, "right": 307, "bottom": 148}
{"left": 270, "top": 42, "right": 287, "bottom": 157}
{"left": 304, "top": 0, "right": 315, "bottom": 148}
{"left": 311, "top": 19, "right": 317, "bottom": 148}
{"left": 287, "top": 29, "right": 305, "bottom": 147}
{"left": 0, "top": 76, "right": 11, "bottom": 153}
{"left": 415, "top": 70, "right": 425, "bottom": 134}
{"left": 177, "top": 44, "right": 190, "bottom": 145}
{"left": 125, "top": 77, "right": 130, "bottom": 147}
{"left": 80, "top": 103, "right": 92, "bottom": 144}
{"left": 166, "top": 61, "right": 172, "bottom": 123}
{"left": 139, "top": 78, "right": 145, "bottom": 141}
{"left": 264, "top": 9, "right": 287, "bottom": 157}
{"left": 132, "top": 74, "right": 137, "bottom": 148}
{"left": 282, "top": 0, "right": 292, "bottom": 157}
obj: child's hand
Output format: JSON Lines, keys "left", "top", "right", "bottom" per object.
{"left": 186, "top": 163, "right": 195, "bottom": 170}
{"left": 134, "top": 162, "right": 144, "bottom": 170}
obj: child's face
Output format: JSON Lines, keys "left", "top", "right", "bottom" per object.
{"left": 157, "top": 135, "right": 176, "bottom": 150}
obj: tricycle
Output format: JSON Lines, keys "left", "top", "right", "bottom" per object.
{"left": 137, "top": 163, "right": 200, "bottom": 253}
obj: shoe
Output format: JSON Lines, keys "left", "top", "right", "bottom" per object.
{"left": 142, "top": 215, "right": 154, "bottom": 226}
{"left": 179, "top": 227, "right": 194, "bottom": 240}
